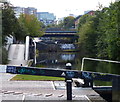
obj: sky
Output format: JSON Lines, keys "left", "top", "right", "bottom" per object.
{"left": 8, "top": 0, "right": 115, "bottom": 19}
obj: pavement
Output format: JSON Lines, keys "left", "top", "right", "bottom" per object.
{"left": 0, "top": 73, "right": 106, "bottom": 101}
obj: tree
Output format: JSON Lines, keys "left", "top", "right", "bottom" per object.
{"left": 77, "top": 1, "right": 120, "bottom": 61}
{"left": 78, "top": 14, "right": 98, "bottom": 57}
{"left": 2, "top": 2, "right": 18, "bottom": 44}
{"left": 14, "top": 21, "right": 28, "bottom": 41}
{"left": 1, "top": 2, "right": 18, "bottom": 64}
{"left": 96, "top": 2, "right": 120, "bottom": 60}
{"left": 63, "top": 16, "right": 75, "bottom": 29}
{"left": 18, "top": 14, "right": 44, "bottom": 37}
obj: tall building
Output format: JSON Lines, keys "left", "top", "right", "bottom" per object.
{"left": 37, "top": 12, "right": 56, "bottom": 25}
{"left": 13, "top": 7, "right": 37, "bottom": 18}
{"left": 75, "top": 15, "right": 82, "bottom": 29}
{"left": 84, "top": 10, "right": 95, "bottom": 15}
{"left": 24, "top": 7, "right": 37, "bottom": 16}
{"left": 13, "top": 7, "right": 24, "bottom": 18}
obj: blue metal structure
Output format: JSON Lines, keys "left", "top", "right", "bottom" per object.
{"left": 43, "top": 31, "right": 78, "bottom": 37}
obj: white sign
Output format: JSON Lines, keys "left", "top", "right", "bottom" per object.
{"left": 61, "top": 72, "right": 66, "bottom": 76}
{"left": 0, "top": 65, "right": 7, "bottom": 73}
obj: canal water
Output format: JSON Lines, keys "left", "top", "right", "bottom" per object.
{"left": 35, "top": 43, "right": 120, "bottom": 86}
{"left": 35, "top": 51, "right": 120, "bottom": 86}
{"left": 36, "top": 52, "right": 81, "bottom": 70}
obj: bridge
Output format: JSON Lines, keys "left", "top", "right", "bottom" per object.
{"left": 42, "top": 31, "right": 78, "bottom": 38}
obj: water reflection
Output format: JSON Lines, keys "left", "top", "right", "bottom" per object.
{"left": 60, "top": 44, "right": 75, "bottom": 50}
{"left": 83, "top": 60, "right": 120, "bottom": 75}
{"left": 36, "top": 52, "right": 120, "bottom": 75}
{"left": 36, "top": 52, "right": 120, "bottom": 86}
{"left": 36, "top": 52, "right": 80, "bottom": 69}
{"left": 61, "top": 54, "right": 75, "bottom": 61}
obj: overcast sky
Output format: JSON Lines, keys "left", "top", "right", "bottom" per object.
{"left": 8, "top": 0, "right": 115, "bottom": 19}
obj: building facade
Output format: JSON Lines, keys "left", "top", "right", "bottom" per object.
{"left": 84, "top": 10, "right": 95, "bottom": 15}
{"left": 13, "top": 7, "right": 37, "bottom": 18}
{"left": 75, "top": 10, "right": 95, "bottom": 29}
{"left": 37, "top": 12, "right": 56, "bottom": 25}
{"left": 24, "top": 7, "right": 37, "bottom": 16}
{"left": 13, "top": 7, "right": 24, "bottom": 18}
{"left": 74, "top": 15, "right": 82, "bottom": 29}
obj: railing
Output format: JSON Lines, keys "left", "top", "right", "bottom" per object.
{"left": 81, "top": 57, "right": 120, "bottom": 71}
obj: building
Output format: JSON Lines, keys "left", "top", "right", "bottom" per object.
{"left": 13, "top": 7, "right": 24, "bottom": 18}
{"left": 24, "top": 7, "right": 37, "bottom": 16}
{"left": 37, "top": 12, "right": 56, "bottom": 25}
{"left": 84, "top": 10, "right": 95, "bottom": 15}
{"left": 13, "top": 7, "right": 37, "bottom": 18}
{"left": 74, "top": 15, "right": 82, "bottom": 29}
{"left": 75, "top": 10, "right": 95, "bottom": 29}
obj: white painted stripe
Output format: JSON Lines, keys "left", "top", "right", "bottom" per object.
{"left": 51, "top": 81, "right": 56, "bottom": 90}
{"left": 84, "top": 95, "right": 92, "bottom": 102}
{"left": 22, "top": 95, "right": 25, "bottom": 102}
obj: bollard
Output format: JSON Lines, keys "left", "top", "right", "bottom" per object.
{"left": 66, "top": 79, "right": 72, "bottom": 100}
{"left": 65, "top": 63, "right": 72, "bottom": 100}
{"left": 66, "top": 63, "right": 72, "bottom": 70}
{"left": 65, "top": 63, "right": 72, "bottom": 82}
{"left": 112, "top": 76, "right": 120, "bottom": 102}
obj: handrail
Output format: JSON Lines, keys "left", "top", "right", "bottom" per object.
{"left": 81, "top": 57, "right": 120, "bottom": 71}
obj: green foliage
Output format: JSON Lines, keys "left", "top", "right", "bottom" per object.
{"left": 48, "top": 16, "right": 76, "bottom": 31}
{"left": 63, "top": 16, "right": 75, "bottom": 29}
{"left": 0, "top": 47, "right": 8, "bottom": 64}
{"left": 2, "top": 2, "right": 18, "bottom": 44}
{"left": 0, "top": 9, "right": 2, "bottom": 47}
{"left": 78, "top": 14, "right": 98, "bottom": 57}
{"left": 78, "top": 1, "right": 120, "bottom": 61}
{"left": 18, "top": 14, "right": 44, "bottom": 37}
{"left": 2, "top": 3, "right": 44, "bottom": 43}
{"left": 2, "top": 2, "right": 29, "bottom": 42}
{"left": 15, "top": 21, "right": 28, "bottom": 41}
{"left": 97, "top": 2, "right": 120, "bottom": 60}
{"left": 57, "top": 20, "right": 64, "bottom": 28}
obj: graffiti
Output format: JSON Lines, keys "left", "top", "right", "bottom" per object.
{"left": 39, "top": 70, "right": 45, "bottom": 75}
{"left": 7, "top": 66, "right": 16, "bottom": 73}
{"left": 91, "top": 73, "right": 96, "bottom": 78}
{"left": 16, "top": 67, "right": 46, "bottom": 75}
{"left": 82, "top": 72, "right": 92, "bottom": 80}
{"left": 66, "top": 71, "right": 75, "bottom": 78}
{"left": 17, "top": 67, "right": 36, "bottom": 75}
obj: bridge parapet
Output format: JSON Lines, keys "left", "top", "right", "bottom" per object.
{"left": 43, "top": 31, "right": 78, "bottom": 38}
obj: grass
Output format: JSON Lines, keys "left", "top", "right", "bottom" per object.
{"left": 11, "top": 74, "right": 65, "bottom": 81}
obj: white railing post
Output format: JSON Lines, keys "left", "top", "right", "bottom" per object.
{"left": 25, "top": 36, "right": 29, "bottom": 60}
